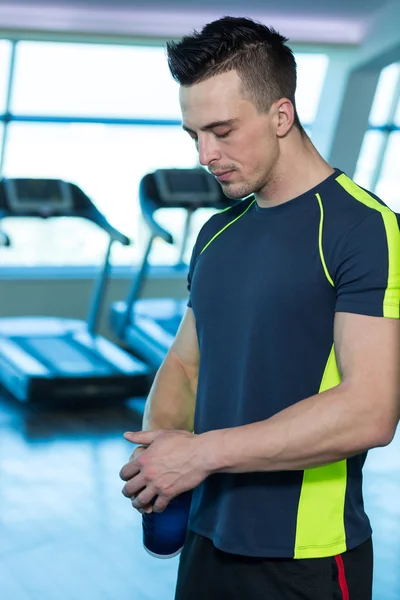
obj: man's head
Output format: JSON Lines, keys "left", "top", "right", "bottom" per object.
{"left": 166, "top": 16, "right": 303, "bottom": 199}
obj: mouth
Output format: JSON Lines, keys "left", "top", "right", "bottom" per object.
{"left": 211, "top": 170, "right": 234, "bottom": 182}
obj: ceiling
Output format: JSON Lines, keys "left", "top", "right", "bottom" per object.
{"left": 0, "top": 0, "right": 386, "bottom": 14}
{"left": 0, "top": 0, "right": 391, "bottom": 44}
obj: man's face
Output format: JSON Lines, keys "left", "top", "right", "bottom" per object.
{"left": 179, "top": 70, "right": 279, "bottom": 199}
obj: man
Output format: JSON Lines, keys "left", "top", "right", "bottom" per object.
{"left": 119, "top": 16, "right": 400, "bottom": 600}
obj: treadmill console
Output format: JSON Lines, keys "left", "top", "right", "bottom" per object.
{"left": 3, "top": 178, "right": 73, "bottom": 216}
{"left": 154, "top": 168, "right": 220, "bottom": 206}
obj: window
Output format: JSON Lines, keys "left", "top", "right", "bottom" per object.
{"left": 11, "top": 43, "right": 181, "bottom": 119}
{"left": 0, "top": 40, "right": 11, "bottom": 114}
{"left": 375, "top": 132, "right": 400, "bottom": 212}
{"left": 0, "top": 41, "right": 329, "bottom": 268}
{"left": 353, "top": 130, "right": 386, "bottom": 190}
{"left": 354, "top": 63, "right": 400, "bottom": 211}
{"left": 2, "top": 42, "right": 199, "bottom": 266}
{"left": 369, "top": 63, "right": 400, "bottom": 127}
{"left": 295, "top": 54, "right": 329, "bottom": 126}
{"left": 2, "top": 123, "right": 198, "bottom": 265}
{"left": 394, "top": 92, "right": 400, "bottom": 126}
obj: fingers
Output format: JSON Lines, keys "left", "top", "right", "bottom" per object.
{"left": 129, "top": 445, "right": 147, "bottom": 462}
{"left": 120, "top": 468, "right": 171, "bottom": 514}
{"left": 120, "top": 430, "right": 173, "bottom": 514}
{"left": 152, "top": 496, "right": 170, "bottom": 513}
{"left": 131, "top": 489, "right": 170, "bottom": 513}
{"left": 121, "top": 472, "right": 147, "bottom": 499}
{"left": 124, "top": 430, "right": 163, "bottom": 445}
{"left": 133, "top": 501, "right": 153, "bottom": 514}
{"left": 120, "top": 443, "right": 148, "bottom": 480}
{"left": 131, "top": 487, "right": 157, "bottom": 511}
{"left": 119, "top": 458, "right": 141, "bottom": 482}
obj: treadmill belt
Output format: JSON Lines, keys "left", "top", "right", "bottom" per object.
{"left": 22, "top": 337, "right": 113, "bottom": 376}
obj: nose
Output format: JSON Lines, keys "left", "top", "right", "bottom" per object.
{"left": 198, "top": 136, "right": 221, "bottom": 166}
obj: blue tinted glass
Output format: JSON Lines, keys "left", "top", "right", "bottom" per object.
{"left": 369, "top": 63, "right": 400, "bottom": 127}
{"left": 375, "top": 132, "right": 400, "bottom": 212}
{"left": 295, "top": 54, "right": 329, "bottom": 125}
{"left": 0, "top": 40, "right": 12, "bottom": 114}
{"left": 354, "top": 130, "right": 386, "bottom": 190}
{"left": 394, "top": 88, "right": 400, "bottom": 125}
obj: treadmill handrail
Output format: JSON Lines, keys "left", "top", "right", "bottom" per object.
{"left": 113, "top": 168, "right": 236, "bottom": 341}
{"left": 79, "top": 209, "right": 131, "bottom": 246}
{"left": 0, "top": 178, "right": 132, "bottom": 247}
{"left": 138, "top": 169, "right": 232, "bottom": 246}
{"left": 0, "top": 230, "right": 10, "bottom": 247}
{"left": 142, "top": 207, "right": 174, "bottom": 245}
{"left": 116, "top": 235, "right": 154, "bottom": 335}
{"left": 0, "top": 179, "right": 133, "bottom": 339}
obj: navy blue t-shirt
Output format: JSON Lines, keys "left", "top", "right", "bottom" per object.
{"left": 186, "top": 169, "right": 400, "bottom": 559}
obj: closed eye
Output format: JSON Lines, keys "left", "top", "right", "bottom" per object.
{"left": 214, "top": 130, "right": 231, "bottom": 139}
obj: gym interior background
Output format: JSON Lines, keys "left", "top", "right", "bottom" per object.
{"left": 0, "top": 0, "right": 399, "bottom": 598}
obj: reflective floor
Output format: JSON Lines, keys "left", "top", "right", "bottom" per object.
{"left": 0, "top": 393, "right": 399, "bottom": 600}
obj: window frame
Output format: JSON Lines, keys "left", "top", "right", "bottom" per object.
{"left": 0, "top": 35, "right": 328, "bottom": 278}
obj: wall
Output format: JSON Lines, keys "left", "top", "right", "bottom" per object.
{"left": 0, "top": 275, "right": 188, "bottom": 342}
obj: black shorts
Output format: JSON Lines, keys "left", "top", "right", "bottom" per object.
{"left": 174, "top": 530, "right": 373, "bottom": 600}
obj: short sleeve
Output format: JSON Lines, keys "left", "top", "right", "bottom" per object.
{"left": 186, "top": 213, "right": 219, "bottom": 308}
{"left": 186, "top": 238, "right": 200, "bottom": 308}
{"left": 334, "top": 210, "right": 400, "bottom": 319}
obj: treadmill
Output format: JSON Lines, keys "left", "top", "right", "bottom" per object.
{"left": 110, "top": 167, "right": 235, "bottom": 372}
{"left": 0, "top": 177, "right": 150, "bottom": 403}
{"left": 0, "top": 230, "right": 10, "bottom": 248}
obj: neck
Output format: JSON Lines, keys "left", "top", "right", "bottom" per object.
{"left": 255, "top": 130, "right": 335, "bottom": 208}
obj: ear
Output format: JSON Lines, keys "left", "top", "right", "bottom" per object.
{"left": 275, "top": 98, "right": 295, "bottom": 137}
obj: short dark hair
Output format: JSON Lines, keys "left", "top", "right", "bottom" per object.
{"left": 166, "top": 16, "right": 301, "bottom": 129}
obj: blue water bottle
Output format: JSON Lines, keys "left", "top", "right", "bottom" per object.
{"left": 142, "top": 490, "right": 192, "bottom": 558}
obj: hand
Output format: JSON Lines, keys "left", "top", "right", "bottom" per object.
{"left": 119, "top": 429, "right": 210, "bottom": 513}
{"left": 129, "top": 444, "right": 147, "bottom": 462}
{"left": 125, "top": 444, "right": 149, "bottom": 513}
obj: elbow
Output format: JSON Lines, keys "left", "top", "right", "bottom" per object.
{"left": 354, "top": 386, "right": 400, "bottom": 449}
{"left": 370, "top": 416, "right": 398, "bottom": 448}
{"left": 374, "top": 426, "right": 397, "bottom": 448}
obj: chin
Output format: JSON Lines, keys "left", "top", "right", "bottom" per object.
{"left": 221, "top": 182, "right": 253, "bottom": 200}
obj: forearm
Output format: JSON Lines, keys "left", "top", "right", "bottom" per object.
{"left": 204, "top": 382, "right": 389, "bottom": 473}
{"left": 142, "top": 349, "right": 196, "bottom": 432}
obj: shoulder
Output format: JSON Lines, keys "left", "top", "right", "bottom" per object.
{"left": 319, "top": 172, "right": 399, "bottom": 258}
{"left": 195, "top": 195, "right": 255, "bottom": 253}
{"left": 321, "top": 171, "right": 397, "bottom": 226}
{"left": 320, "top": 172, "right": 400, "bottom": 283}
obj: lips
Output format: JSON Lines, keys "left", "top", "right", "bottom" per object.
{"left": 211, "top": 170, "right": 234, "bottom": 181}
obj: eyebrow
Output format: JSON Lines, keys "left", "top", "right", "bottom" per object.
{"left": 182, "top": 119, "right": 239, "bottom": 134}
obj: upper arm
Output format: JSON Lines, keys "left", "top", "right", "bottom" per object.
{"left": 334, "top": 311, "right": 400, "bottom": 443}
{"left": 168, "top": 307, "right": 200, "bottom": 384}
{"left": 331, "top": 207, "right": 400, "bottom": 443}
